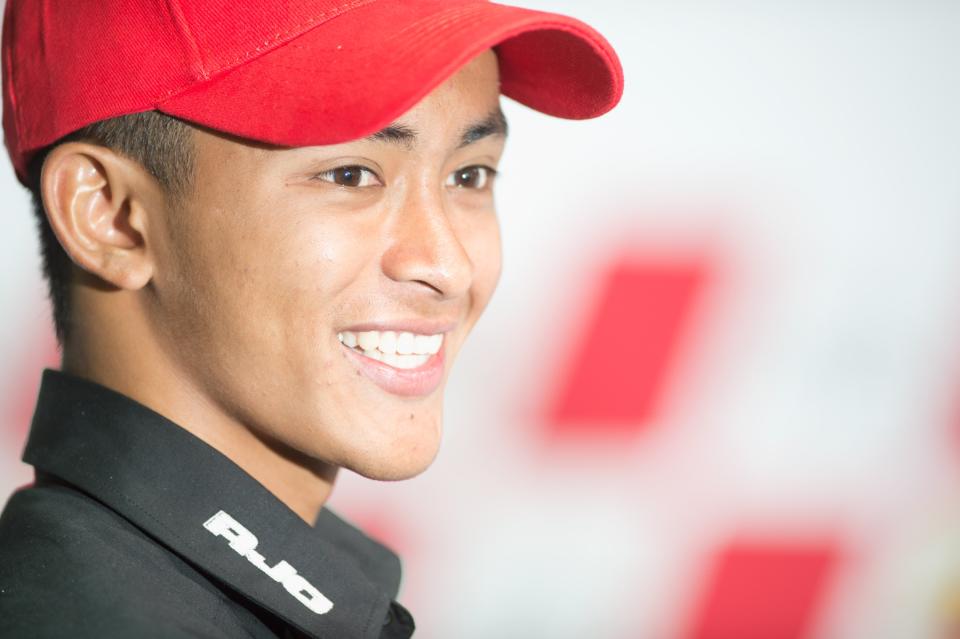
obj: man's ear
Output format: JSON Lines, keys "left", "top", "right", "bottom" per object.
{"left": 40, "top": 142, "right": 158, "bottom": 290}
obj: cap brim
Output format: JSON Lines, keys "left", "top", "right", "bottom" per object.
{"left": 156, "top": 0, "right": 624, "bottom": 147}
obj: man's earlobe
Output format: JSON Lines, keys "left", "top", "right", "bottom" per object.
{"left": 40, "top": 142, "right": 156, "bottom": 291}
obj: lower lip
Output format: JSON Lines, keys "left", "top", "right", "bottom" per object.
{"left": 341, "top": 340, "right": 446, "bottom": 397}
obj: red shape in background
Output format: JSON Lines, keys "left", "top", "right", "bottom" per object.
{"left": 5, "top": 323, "right": 59, "bottom": 445}
{"left": 683, "top": 538, "right": 841, "bottom": 639}
{"left": 953, "top": 371, "right": 960, "bottom": 464}
{"left": 544, "top": 255, "right": 709, "bottom": 437}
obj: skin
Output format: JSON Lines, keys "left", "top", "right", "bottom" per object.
{"left": 40, "top": 49, "right": 505, "bottom": 525}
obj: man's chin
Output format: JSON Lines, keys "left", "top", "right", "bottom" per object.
{"left": 342, "top": 442, "right": 442, "bottom": 482}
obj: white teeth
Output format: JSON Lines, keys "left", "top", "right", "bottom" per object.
{"left": 339, "top": 329, "right": 444, "bottom": 356}
{"left": 382, "top": 352, "right": 399, "bottom": 367}
{"left": 404, "top": 353, "right": 431, "bottom": 368}
{"left": 396, "top": 332, "right": 415, "bottom": 355}
{"left": 357, "top": 331, "right": 379, "bottom": 351}
{"left": 344, "top": 344, "right": 430, "bottom": 370}
{"left": 378, "top": 331, "right": 398, "bottom": 354}
{"left": 386, "top": 352, "right": 431, "bottom": 369}
{"left": 413, "top": 334, "right": 432, "bottom": 353}
{"left": 376, "top": 351, "right": 430, "bottom": 369}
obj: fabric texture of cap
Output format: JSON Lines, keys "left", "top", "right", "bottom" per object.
{"left": 2, "top": 0, "right": 624, "bottom": 185}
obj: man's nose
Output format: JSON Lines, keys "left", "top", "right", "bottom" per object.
{"left": 380, "top": 185, "right": 474, "bottom": 299}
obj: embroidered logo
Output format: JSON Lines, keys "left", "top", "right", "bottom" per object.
{"left": 203, "top": 510, "right": 334, "bottom": 615}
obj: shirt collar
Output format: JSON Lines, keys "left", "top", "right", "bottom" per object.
{"left": 22, "top": 368, "right": 402, "bottom": 639}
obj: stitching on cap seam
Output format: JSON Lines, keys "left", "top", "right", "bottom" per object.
{"left": 164, "top": 0, "right": 210, "bottom": 80}
{"left": 385, "top": 2, "right": 488, "bottom": 47}
{"left": 157, "top": 0, "right": 379, "bottom": 102}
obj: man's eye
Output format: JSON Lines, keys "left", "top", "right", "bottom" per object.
{"left": 313, "top": 165, "right": 382, "bottom": 187}
{"left": 446, "top": 165, "right": 498, "bottom": 190}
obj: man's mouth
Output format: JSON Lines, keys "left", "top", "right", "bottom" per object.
{"left": 338, "top": 330, "right": 444, "bottom": 370}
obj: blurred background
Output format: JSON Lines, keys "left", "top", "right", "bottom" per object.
{"left": 3, "top": 1, "right": 960, "bottom": 637}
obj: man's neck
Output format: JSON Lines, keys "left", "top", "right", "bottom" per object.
{"left": 60, "top": 295, "right": 338, "bottom": 526}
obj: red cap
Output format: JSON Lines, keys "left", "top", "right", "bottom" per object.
{"left": 2, "top": 0, "right": 624, "bottom": 186}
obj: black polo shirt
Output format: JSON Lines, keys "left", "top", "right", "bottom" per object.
{"left": 0, "top": 369, "right": 415, "bottom": 638}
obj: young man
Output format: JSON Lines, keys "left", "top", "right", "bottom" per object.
{"left": 0, "top": 1, "right": 622, "bottom": 637}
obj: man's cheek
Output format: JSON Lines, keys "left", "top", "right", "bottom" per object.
{"left": 466, "top": 229, "right": 502, "bottom": 294}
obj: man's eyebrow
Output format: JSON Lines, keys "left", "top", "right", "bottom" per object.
{"left": 365, "top": 122, "right": 418, "bottom": 150}
{"left": 362, "top": 107, "right": 509, "bottom": 150}
{"left": 457, "top": 106, "right": 509, "bottom": 149}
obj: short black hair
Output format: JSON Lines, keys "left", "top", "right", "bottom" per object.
{"left": 24, "top": 110, "right": 195, "bottom": 345}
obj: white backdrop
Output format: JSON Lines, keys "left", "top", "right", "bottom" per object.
{"left": 3, "top": 2, "right": 960, "bottom": 638}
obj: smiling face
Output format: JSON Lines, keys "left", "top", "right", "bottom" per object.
{"left": 143, "top": 49, "right": 505, "bottom": 481}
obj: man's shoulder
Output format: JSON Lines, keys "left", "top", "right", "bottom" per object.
{"left": 0, "top": 480, "right": 269, "bottom": 638}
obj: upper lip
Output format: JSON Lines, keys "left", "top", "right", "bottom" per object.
{"left": 338, "top": 319, "right": 459, "bottom": 335}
